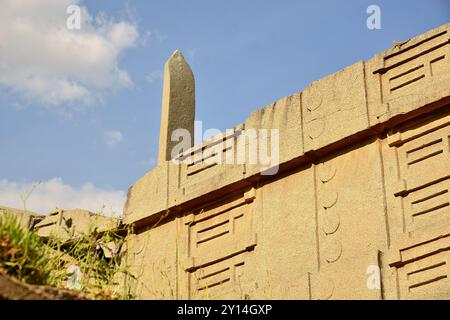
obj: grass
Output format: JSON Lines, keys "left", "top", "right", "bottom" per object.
{"left": 0, "top": 212, "right": 136, "bottom": 299}
{"left": 0, "top": 213, "right": 55, "bottom": 285}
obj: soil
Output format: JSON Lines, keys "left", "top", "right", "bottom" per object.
{"left": 0, "top": 272, "right": 88, "bottom": 300}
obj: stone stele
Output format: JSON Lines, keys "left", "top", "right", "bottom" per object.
{"left": 122, "top": 23, "right": 450, "bottom": 300}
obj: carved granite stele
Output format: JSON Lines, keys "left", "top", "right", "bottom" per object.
{"left": 123, "top": 23, "right": 450, "bottom": 300}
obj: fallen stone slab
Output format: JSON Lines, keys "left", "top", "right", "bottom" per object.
{"left": 0, "top": 272, "right": 88, "bottom": 300}
{"left": 34, "top": 208, "right": 120, "bottom": 241}
{"left": 0, "top": 206, "right": 43, "bottom": 229}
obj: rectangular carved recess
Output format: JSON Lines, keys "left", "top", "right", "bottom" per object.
{"left": 177, "top": 125, "right": 244, "bottom": 195}
{"left": 385, "top": 109, "right": 450, "bottom": 299}
{"left": 388, "top": 111, "right": 450, "bottom": 233}
{"left": 182, "top": 188, "right": 257, "bottom": 298}
{"left": 388, "top": 234, "right": 450, "bottom": 299}
{"left": 375, "top": 30, "right": 448, "bottom": 104}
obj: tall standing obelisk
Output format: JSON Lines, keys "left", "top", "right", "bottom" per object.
{"left": 157, "top": 50, "right": 195, "bottom": 165}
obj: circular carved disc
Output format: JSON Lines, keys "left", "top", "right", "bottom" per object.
{"left": 322, "top": 210, "right": 340, "bottom": 235}
{"left": 323, "top": 240, "right": 342, "bottom": 263}
{"left": 318, "top": 162, "right": 336, "bottom": 183}
{"left": 308, "top": 117, "right": 326, "bottom": 139}
{"left": 321, "top": 191, "right": 339, "bottom": 209}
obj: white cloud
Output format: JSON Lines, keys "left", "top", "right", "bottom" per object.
{"left": 140, "top": 30, "right": 151, "bottom": 46}
{"left": 145, "top": 70, "right": 163, "bottom": 83}
{"left": 107, "top": 21, "right": 139, "bottom": 50}
{"left": 152, "top": 29, "right": 168, "bottom": 42}
{"left": 104, "top": 130, "right": 124, "bottom": 147}
{"left": 0, "top": 0, "right": 139, "bottom": 109}
{"left": 0, "top": 178, "right": 126, "bottom": 217}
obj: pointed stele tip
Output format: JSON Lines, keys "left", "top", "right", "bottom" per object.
{"left": 168, "top": 49, "right": 185, "bottom": 62}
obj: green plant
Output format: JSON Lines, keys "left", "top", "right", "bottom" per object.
{"left": 19, "top": 181, "right": 41, "bottom": 212}
{"left": 0, "top": 213, "right": 57, "bottom": 285}
{"left": 43, "top": 220, "right": 136, "bottom": 299}
{"left": 0, "top": 212, "right": 136, "bottom": 299}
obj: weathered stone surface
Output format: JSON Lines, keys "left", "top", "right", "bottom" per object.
{"left": 177, "top": 188, "right": 257, "bottom": 299}
{"left": 309, "top": 141, "right": 386, "bottom": 299}
{"left": 124, "top": 217, "right": 178, "bottom": 299}
{"left": 379, "top": 107, "right": 450, "bottom": 300}
{"left": 0, "top": 206, "right": 42, "bottom": 229}
{"left": 34, "top": 208, "right": 119, "bottom": 241}
{"left": 248, "top": 168, "right": 315, "bottom": 299}
{"left": 124, "top": 163, "right": 168, "bottom": 224}
{"left": 244, "top": 93, "right": 303, "bottom": 177}
{"left": 302, "top": 61, "right": 369, "bottom": 152}
{"left": 0, "top": 272, "right": 87, "bottom": 300}
{"left": 366, "top": 23, "right": 450, "bottom": 125}
{"left": 122, "top": 23, "right": 450, "bottom": 299}
{"left": 158, "top": 50, "right": 195, "bottom": 165}
{"left": 168, "top": 125, "right": 246, "bottom": 208}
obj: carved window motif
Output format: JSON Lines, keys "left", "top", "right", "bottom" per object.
{"left": 189, "top": 252, "right": 247, "bottom": 299}
{"left": 402, "top": 179, "right": 450, "bottom": 233}
{"left": 175, "top": 126, "right": 243, "bottom": 195}
{"left": 388, "top": 112, "right": 450, "bottom": 233}
{"left": 385, "top": 110, "right": 450, "bottom": 299}
{"left": 388, "top": 234, "right": 450, "bottom": 299}
{"left": 181, "top": 189, "right": 257, "bottom": 299}
{"left": 374, "top": 30, "right": 448, "bottom": 103}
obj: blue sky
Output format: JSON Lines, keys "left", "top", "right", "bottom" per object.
{"left": 0, "top": 0, "right": 449, "bottom": 215}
